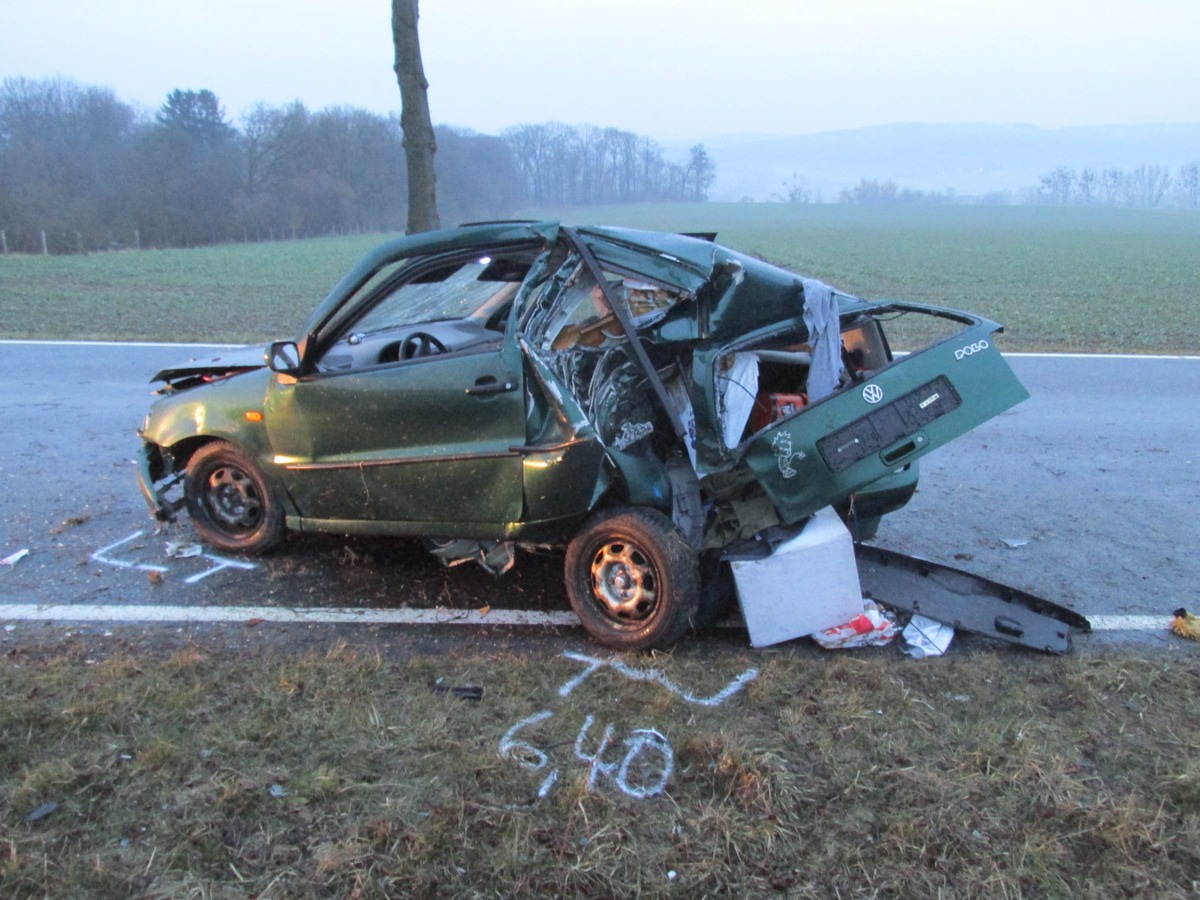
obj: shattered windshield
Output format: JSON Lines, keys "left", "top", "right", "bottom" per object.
{"left": 351, "top": 256, "right": 524, "bottom": 335}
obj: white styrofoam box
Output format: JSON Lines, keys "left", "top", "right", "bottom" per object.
{"left": 731, "top": 506, "right": 863, "bottom": 647}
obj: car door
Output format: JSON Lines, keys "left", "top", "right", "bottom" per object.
{"left": 262, "top": 250, "right": 531, "bottom": 537}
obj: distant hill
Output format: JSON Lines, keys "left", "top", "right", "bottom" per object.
{"left": 665, "top": 123, "right": 1200, "bottom": 201}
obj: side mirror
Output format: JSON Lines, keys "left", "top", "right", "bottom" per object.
{"left": 266, "top": 341, "right": 302, "bottom": 374}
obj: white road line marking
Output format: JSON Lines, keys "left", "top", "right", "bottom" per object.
{"left": 0, "top": 339, "right": 240, "bottom": 349}
{"left": 0, "top": 604, "right": 579, "bottom": 627}
{"left": 1087, "top": 615, "right": 1173, "bottom": 632}
{"left": 0, "top": 606, "right": 1174, "bottom": 635}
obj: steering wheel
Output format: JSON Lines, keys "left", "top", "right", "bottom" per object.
{"left": 400, "top": 332, "right": 448, "bottom": 360}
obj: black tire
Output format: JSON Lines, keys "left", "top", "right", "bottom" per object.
{"left": 564, "top": 507, "right": 699, "bottom": 651}
{"left": 184, "top": 442, "right": 285, "bottom": 554}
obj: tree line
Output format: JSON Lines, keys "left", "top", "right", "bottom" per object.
{"left": 502, "top": 122, "right": 715, "bottom": 205}
{"left": 0, "top": 77, "right": 714, "bottom": 254}
{"left": 1035, "top": 164, "right": 1198, "bottom": 209}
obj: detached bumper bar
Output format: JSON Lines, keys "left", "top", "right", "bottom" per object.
{"left": 856, "top": 544, "right": 1091, "bottom": 654}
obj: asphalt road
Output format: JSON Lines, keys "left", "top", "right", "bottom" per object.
{"left": 1, "top": 341, "right": 1197, "bottom": 650}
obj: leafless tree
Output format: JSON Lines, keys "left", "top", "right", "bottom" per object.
{"left": 1123, "top": 165, "right": 1171, "bottom": 208}
{"left": 391, "top": 0, "right": 439, "bottom": 233}
{"left": 1038, "top": 167, "right": 1075, "bottom": 205}
{"left": 1177, "top": 162, "right": 1199, "bottom": 209}
{"left": 1076, "top": 168, "right": 1097, "bottom": 205}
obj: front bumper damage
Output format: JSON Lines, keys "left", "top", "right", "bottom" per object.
{"left": 136, "top": 442, "right": 185, "bottom": 522}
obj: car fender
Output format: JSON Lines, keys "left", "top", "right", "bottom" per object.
{"left": 142, "top": 368, "right": 275, "bottom": 466}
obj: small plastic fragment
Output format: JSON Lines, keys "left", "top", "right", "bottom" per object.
{"left": 26, "top": 801, "right": 58, "bottom": 823}
{"left": 432, "top": 683, "right": 484, "bottom": 702}
{"left": 2, "top": 549, "right": 29, "bottom": 566}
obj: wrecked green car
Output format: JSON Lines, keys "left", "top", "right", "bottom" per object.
{"left": 137, "top": 222, "right": 1028, "bottom": 649}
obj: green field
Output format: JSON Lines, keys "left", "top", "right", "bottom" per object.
{"left": 2, "top": 206, "right": 1198, "bottom": 353}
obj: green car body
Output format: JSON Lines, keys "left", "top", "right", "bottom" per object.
{"left": 137, "top": 221, "right": 1028, "bottom": 649}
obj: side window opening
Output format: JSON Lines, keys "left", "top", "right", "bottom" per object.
{"left": 318, "top": 248, "right": 538, "bottom": 372}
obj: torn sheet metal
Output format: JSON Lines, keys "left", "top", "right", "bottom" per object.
{"left": 428, "top": 539, "right": 516, "bottom": 577}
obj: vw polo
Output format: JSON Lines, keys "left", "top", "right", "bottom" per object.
{"left": 138, "top": 222, "right": 1029, "bottom": 649}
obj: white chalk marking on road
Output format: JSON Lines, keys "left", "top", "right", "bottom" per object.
{"left": 183, "top": 556, "right": 258, "bottom": 584}
{"left": 91, "top": 530, "right": 258, "bottom": 583}
{"left": 0, "top": 604, "right": 580, "bottom": 627}
{"left": 91, "top": 531, "right": 168, "bottom": 574}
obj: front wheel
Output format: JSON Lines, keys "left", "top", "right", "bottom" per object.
{"left": 564, "top": 508, "right": 699, "bottom": 651}
{"left": 184, "top": 442, "right": 284, "bottom": 554}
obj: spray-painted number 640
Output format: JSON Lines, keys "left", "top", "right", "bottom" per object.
{"left": 500, "top": 710, "right": 674, "bottom": 800}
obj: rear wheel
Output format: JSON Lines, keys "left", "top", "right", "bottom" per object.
{"left": 184, "top": 442, "right": 284, "bottom": 554}
{"left": 565, "top": 508, "right": 699, "bottom": 651}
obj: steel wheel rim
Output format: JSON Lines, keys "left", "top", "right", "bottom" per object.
{"left": 589, "top": 540, "right": 659, "bottom": 622}
{"left": 204, "top": 464, "right": 264, "bottom": 531}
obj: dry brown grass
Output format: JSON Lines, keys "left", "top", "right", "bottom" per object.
{"left": 2, "top": 635, "right": 1198, "bottom": 898}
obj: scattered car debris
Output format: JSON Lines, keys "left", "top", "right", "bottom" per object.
{"left": 856, "top": 544, "right": 1089, "bottom": 654}
{"left": 432, "top": 682, "right": 485, "bottom": 702}
{"left": 135, "top": 221, "right": 1043, "bottom": 651}
{"left": 902, "top": 615, "right": 955, "bottom": 658}
{"left": 165, "top": 541, "right": 204, "bottom": 559}
{"left": 1002, "top": 538, "right": 1030, "bottom": 549}
{"left": 25, "top": 801, "right": 58, "bottom": 823}
{"left": 2, "top": 549, "right": 29, "bottom": 567}
{"left": 1170, "top": 608, "right": 1199, "bottom": 641}
{"left": 812, "top": 599, "right": 899, "bottom": 649}
{"left": 730, "top": 507, "right": 863, "bottom": 647}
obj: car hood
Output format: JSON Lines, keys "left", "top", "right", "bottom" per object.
{"left": 150, "top": 344, "right": 268, "bottom": 385}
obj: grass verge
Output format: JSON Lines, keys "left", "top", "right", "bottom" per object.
{"left": 2, "top": 633, "right": 1198, "bottom": 897}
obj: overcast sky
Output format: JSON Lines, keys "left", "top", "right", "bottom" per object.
{"left": 2, "top": 0, "right": 1197, "bottom": 141}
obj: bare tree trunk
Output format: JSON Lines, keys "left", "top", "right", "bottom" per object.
{"left": 392, "top": 0, "right": 440, "bottom": 233}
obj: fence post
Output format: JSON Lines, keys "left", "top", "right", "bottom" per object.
{"left": 41, "top": 231, "right": 49, "bottom": 256}
{"left": 0, "top": 229, "right": 7, "bottom": 254}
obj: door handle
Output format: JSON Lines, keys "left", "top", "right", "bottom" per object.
{"left": 465, "top": 376, "right": 517, "bottom": 396}
{"left": 879, "top": 431, "right": 928, "bottom": 466}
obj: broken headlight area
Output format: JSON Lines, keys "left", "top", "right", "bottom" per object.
{"left": 136, "top": 441, "right": 186, "bottom": 521}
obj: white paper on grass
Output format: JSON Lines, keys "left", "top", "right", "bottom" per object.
{"left": 901, "top": 615, "right": 955, "bottom": 658}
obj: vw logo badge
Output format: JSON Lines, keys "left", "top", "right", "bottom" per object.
{"left": 862, "top": 384, "right": 884, "bottom": 404}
